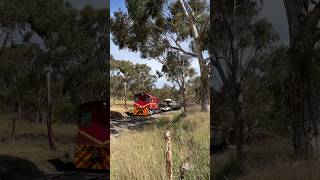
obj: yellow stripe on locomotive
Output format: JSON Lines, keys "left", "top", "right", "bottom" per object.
{"left": 74, "top": 142, "right": 110, "bottom": 170}
{"left": 133, "top": 106, "right": 149, "bottom": 116}
{"left": 74, "top": 100, "right": 109, "bottom": 171}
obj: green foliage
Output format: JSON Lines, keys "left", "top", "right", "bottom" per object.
{"left": 112, "top": 0, "right": 210, "bottom": 111}
{"left": 0, "top": 46, "right": 34, "bottom": 112}
{"left": 0, "top": 0, "right": 109, "bottom": 123}
{"left": 162, "top": 52, "right": 196, "bottom": 85}
{"left": 150, "top": 84, "right": 180, "bottom": 101}
{"left": 110, "top": 58, "right": 156, "bottom": 99}
{"left": 111, "top": 0, "right": 209, "bottom": 61}
{"left": 259, "top": 46, "right": 290, "bottom": 134}
{"left": 211, "top": 0, "right": 280, "bottom": 136}
{"left": 213, "top": 46, "right": 291, "bottom": 135}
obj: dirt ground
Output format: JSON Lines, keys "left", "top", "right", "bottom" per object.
{"left": 110, "top": 106, "right": 182, "bottom": 138}
{"left": 0, "top": 119, "right": 109, "bottom": 179}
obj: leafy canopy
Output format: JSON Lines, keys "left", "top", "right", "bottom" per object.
{"left": 111, "top": 0, "right": 209, "bottom": 60}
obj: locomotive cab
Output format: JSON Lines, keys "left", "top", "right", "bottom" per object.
{"left": 79, "top": 101, "right": 108, "bottom": 128}
{"left": 133, "top": 93, "right": 160, "bottom": 116}
{"left": 74, "top": 100, "right": 109, "bottom": 171}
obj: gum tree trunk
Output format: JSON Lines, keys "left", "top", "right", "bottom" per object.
{"left": 284, "top": 0, "right": 320, "bottom": 158}
{"left": 232, "top": 83, "right": 245, "bottom": 159}
{"left": 290, "top": 49, "right": 320, "bottom": 158}
{"left": 179, "top": 0, "right": 209, "bottom": 112}
{"left": 46, "top": 66, "right": 57, "bottom": 150}
{"left": 11, "top": 106, "right": 17, "bottom": 138}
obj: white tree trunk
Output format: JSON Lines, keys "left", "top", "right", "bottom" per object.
{"left": 179, "top": 0, "right": 209, "bottom": 111}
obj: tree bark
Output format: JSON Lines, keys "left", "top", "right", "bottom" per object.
{"left": 290, "top": 50, "right": 320, "bottom": 158}
{"left": 232, "top": 83, "right": 245, "bottom": 159}
{"left": 0, "top": 32, "right": 10, "bottom": 56}
{"left": 183, "top": 87, "right": 187, "bottom": 113}
{"left": 284, "top": 0, "right": 320, "bottom": 158}
{"left": 181, "top": 64, "right": 187, "bottom": 113}
{"left": 230, "top": 0, "right": 245, "bottom": 158}
{"left": 124, "top": 82, "right": 127, "bottom": 109}
{"left": 199, "top": 67, "right": 209, "bottom": 112}
{"left": 46, "top": 67, "right": 57, "bottom": 150}
{"left": 18, "top": 101, "right": 21, "bottom": 122}
{"left": 179, "top": 0, "right": 209, "bottom": 112}
{"left": 36, "top": 88, "right": 41, "bottom": 123}
{"left": 11, "top": 106, "right": 17, "bottom": 139}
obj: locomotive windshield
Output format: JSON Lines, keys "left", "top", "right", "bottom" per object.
{"left": 80, "top": 111, "right": 91, "bottom": 126}
{"left": 134, "top": 94, "right": 148, "bottom": 102}
{"left": 134, "top": 94, "right": 139, "bottom": 102}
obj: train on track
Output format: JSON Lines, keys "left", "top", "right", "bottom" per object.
{"left": 74, "top": 100, "right": 109, "bottom": 171}
{"left": 133, "top": 93, "right": 181, "bottom": 116}
{"left": 47, "top": 100, "right": 109, "bottom": 178}
{"left": 61, "top": 93, "right": 180, "bottom": 172}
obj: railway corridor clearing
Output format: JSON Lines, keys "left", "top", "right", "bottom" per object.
{"left": 110, "top": 110, "right": 182, "bottom": 138}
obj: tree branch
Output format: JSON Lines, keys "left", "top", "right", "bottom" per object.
{"left": 199, "top": 17, "right": 210, "bottom": 39}
{"left": 0, "top": 32, "right": 10, "bottom": 56}
{"left": 211, "top": 57, "right": 231, "bottom": 91}
{"left": 306, "top": 3, "right": 320, "bottom": 42}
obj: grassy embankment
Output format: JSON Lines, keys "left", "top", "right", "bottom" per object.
{"left": 213, "top": 138, "right": 320, "bottom": 180}
{"left": 111, "top": 106, "right": 210, "bottom": 179}
{"left": 0, "top": 115, "right": 77, "bottom": 172}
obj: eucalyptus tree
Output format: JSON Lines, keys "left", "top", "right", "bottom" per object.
{"left": 283, "top": 0, "right": 320, "bottom": 158}
{"left": 111, "top": 59, "right": 157, "bottom": 97}
{"left": 0, "top": 0, "right": 77, "bottom": 149}
{"left": 159, "top": 52, "right": 196, "bottom": 112}
{"left": 111, "top": 0, "right": 210, "bottom": 111}
{"left": 0, "top": 0, "right": 109, "bottom": 149}
{"left": 210, "top": 0, "right": 278, "bottom": 158}
{"left": 62, "top": 6, "right": 109, "bottom": 106}
{"left": 0, "top": 0, "right": 29, "bottom": 55}
{"left": 0, "top": 46, "right": 34, "bottom": 138}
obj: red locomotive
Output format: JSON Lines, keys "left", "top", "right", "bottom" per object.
{"left": 133, "top": 93, "right": 160, "bottom": 116}
{"left": 74, "top": 100, "right": 109, "bottom": 170}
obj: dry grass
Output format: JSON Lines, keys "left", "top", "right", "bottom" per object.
{"left": 0, "top": 117, "right": 77, "bottom": 172}
{"left": 240, "top": 160, "right": 320, "bottom": 180}
{"left": 110, "top": 98, "right": 134, "bottom": 107}
{"left": 213, "top": 138, "right": 320, "bottom": 180}
{"left": 111, "top": 108, "right": 210, "bottom": 179}
{"left": 110, "top": 98, "right": 134, "bottom": 115}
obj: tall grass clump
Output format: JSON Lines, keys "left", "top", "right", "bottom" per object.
{"left": 111, "top": 108, "right": 210, "bottom": 179}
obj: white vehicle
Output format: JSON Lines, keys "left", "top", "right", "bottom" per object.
{"left": 163, "top": 99, "right": 181, "bottom": 110}
{"left": 161, "top": 106, "right": 172, "bottom": 112}
{"left": 159, "top": 102, "right": 171, "bottom": 112}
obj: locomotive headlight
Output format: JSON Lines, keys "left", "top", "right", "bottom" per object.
{"left": 92, "top": 149, "right": 102, "bottom": 163}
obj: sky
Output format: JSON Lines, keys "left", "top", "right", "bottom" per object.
{"left": 260, "top": 0, "right": 289, "bottom": 44}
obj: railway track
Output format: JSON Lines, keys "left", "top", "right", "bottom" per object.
{"left": 110, "top": 110, "right": 181, "bottom": 137}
